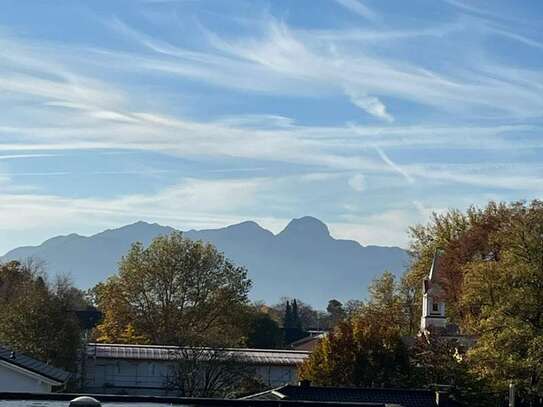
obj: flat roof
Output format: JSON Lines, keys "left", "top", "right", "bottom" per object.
{"left": 0, "top": 392, "right": 386, "bottom": 407}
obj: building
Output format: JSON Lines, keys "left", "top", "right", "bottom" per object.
{"left": 290, "top": 331, "right": 326, "bottom": 352}
{"left": 418, "top": 252, "right": 475, "bottom": 350}
{"left": 83, "top": 343, "right": 310, "bottom": 395}
{"left": 0, "top": 391, "right": 388, "bottom": 407}
{"left": 420, "top": 252, "right": 448, "bottom": 333}
{"left": 0, "top": 345, "right": 71, "bottom": 392}
{"left": 243, "top": 383, "right": 461, "bottom": 407}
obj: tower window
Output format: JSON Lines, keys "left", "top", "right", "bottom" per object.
{"left": 432, "top": 303, "right": 439, "bottom": 312}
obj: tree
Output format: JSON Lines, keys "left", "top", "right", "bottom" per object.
{"left": 405, "top": 201, "right": 510, "bottom": 326}
{"left": 299, "top": 306, "right": 410, "bottom": 387}
{"left": 292, "top": 299, "right": 303, "bottom": 331}
{"left": 273, "top": 297, "right": 323, "bottom": 329}
{"left": 300, "top": 272, "right": 411, "bottom": 388}
{"left": 93, "top": 232, "right": 251, "bottom": 346}
{"left": 405, "top": 200, "right": 543, "bottom": 400}
{"left": 0, "top": 260, "right": 84, "bottom": 371}
{"left": 282, "top": 299, "right": 305, "bottom": 344}
{"left": 283, "top": 300, "right": 293, "bottom": 330}
{"left": 245, "top": 311, "right": 282, "bottom": 349}
{"left": 166, "top": 347, "right": 258, "bottom": 398}
{"left": 464, "top": 201, "right": 543, "bottom": 399}
{"left": 410, "top": 333, "right": 492, "bottom": 406}
{"left": 326, "top": 299, "right": 346, "bottom": 327}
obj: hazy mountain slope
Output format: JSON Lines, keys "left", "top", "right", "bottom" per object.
{"left": 1, "top": 217, "right": 410, "bottom": 307}
{"left": 3, "top": 222, "right": 175, "bottom": 288}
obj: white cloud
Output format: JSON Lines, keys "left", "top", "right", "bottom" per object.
{"left": 0, "top": 178, "right": 263, "bottom": 232}
{"left": 346, "top": 88, "right": 394, "bottom": 122}
{"left": 334, "top": 0, "right": 379, "bottom": 22}
{"left": 329, "top": 209, "right": 418, "bottom": 248}
{"left": 1, "top": 5, "right": 543, "bottom": 254}
{"left": 104, "top": 17, "right": 543, "bottom": 119}
{"left": 348, "top": 174, "right": 366, "bottom": 192}
{"left": 374, "top": 146, "right": 415, "bottom": 184}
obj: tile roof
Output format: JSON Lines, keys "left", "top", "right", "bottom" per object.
{"left": 0, "top": 345, "right": 71, "bottom": 384}
{"left": 87, "top": 343, "right": 310, "bottom": 366}
{"left": 243, "top": 385, "right": 462, "bottom": 407}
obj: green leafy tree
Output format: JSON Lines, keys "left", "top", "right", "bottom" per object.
{"left": 0, "top": 260, "right": 84, "bottom": 371}
{"left": 93, "top": 232, "right": 251, "bottom": 346}
{"left": 244, "top": 311, "right": 282, "bottom": 349}
{"left": 463, "top": 201, "right": 543, "bottom": 398}
{"left": 405, "top": 201, "right": 510, "bottom": 325}
{"left": 410, "top": 333, "right": 493, "bottom": 406}
{"left": 300, "top": 272, "right": 411, "bottom": 387}
{"left": 405, "top": 200, "right": 543, "bottom": 400}
{"left": 326, "top": 299, "right": 346, "bottom": 327}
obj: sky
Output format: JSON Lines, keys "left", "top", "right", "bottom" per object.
{"left": 1, "top": 0, "right": 543, "bottom": 255}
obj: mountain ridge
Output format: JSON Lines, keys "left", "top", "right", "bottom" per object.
{"left": 1, "top": 217, "right": 410, "bottom": 307}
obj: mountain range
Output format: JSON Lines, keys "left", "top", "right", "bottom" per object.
{"left": 1, "top": 217, "right": 410, "bottom": 308}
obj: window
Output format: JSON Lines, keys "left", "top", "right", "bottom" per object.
{"left": 432, "top": 303, "right": 439, "bottom": 312}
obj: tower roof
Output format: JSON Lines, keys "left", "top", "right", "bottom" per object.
{"left": 427, "top": 250, "right": 443, "bottom": 282}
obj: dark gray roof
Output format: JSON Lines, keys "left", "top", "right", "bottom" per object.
{"left": 242, "top": 385, "right": 462, "bottom": 407}
{"left": 0, "top": 345, "right": 71, "bottom": 384}
{"left": 88, "top": 343, "right": 310, "bottom": 366}
{"left": 0, "top": 391, "right": 387, "bottom": 407}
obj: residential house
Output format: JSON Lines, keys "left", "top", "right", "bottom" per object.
{"left": 0, "top": 345, "right": 71, "bottom": 392}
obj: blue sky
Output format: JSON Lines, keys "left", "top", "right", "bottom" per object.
{"left": 1, "top": 0, "right": 543, "bottom": 254}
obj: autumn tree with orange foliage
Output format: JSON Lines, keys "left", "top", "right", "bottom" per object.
{"left": 300, "top": 272, "right": 411, "bottom": 387}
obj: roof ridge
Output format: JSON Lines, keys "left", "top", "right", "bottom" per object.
{"left": 284, "top": 384, "right": 434, "bottom": 393}
{"left": 89, "top": 343, "right": 311, "bottom": 354}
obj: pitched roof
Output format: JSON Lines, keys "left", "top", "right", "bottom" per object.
{"left": 0, "top": 345, "right": 71, "bottom": 384}
{"left": 88, "top": 343, "right": 310, "bottom": 366}
{"left": 242, "top": 385, "right": 461, "bottom": 407}
{"left": 428, "top": 248, "right": 449, "bottom": 281}
{"left": 290, "top": 333, "right": 325, "bottom": 349}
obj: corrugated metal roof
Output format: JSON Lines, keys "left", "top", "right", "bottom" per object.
{"left": 87, "top": 343, "right": 310, "bottom": 366}
{"left": 0, "top": 345, "right": 71, "bottom": 383}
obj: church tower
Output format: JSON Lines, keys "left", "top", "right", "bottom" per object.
{"left": 420, "top": 251, "right": 447, "bottom": 333}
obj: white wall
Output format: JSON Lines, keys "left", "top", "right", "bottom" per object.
{"left": 0, "top": 363, "right": 52, "bottom": 393}
{"left": 84, "top": 358, "right": 300, "bottom": 395}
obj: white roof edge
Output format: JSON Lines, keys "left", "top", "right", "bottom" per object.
{"left": 87, "top": 343, "right": 311, "bottom": 354}
{"left": 271, "top": 390, "right": 287, "bottom": 399}
{"left": 428, "top": 250, "right": 439, "bottom": 281}
{"left": 0, "top": 359, "right": 63, "bottom": 386}
{"left": 239, "top": 386, "right": 286, "bottom": 400}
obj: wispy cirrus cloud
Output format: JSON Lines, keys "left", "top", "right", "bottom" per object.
{"left": 0, "top": 0, "right": 542, "bottom": 253}
{"left": 334, "top": 0, "right": 379, "bottom": 22}
{"left": 374, "top": 146, "right": 414, "bottom": 184}
{"left": 105, "top": 16, "right": 543, "bottom": 120}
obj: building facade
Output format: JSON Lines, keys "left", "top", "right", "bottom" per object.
{"left": 0, "top": 345, "right": 70, "bottom": 392}
{"left": 82, "top": 343, "right": 310, "bottom": 395}
{"left": 420, "top": 252, "right": 448, "bottom": 333}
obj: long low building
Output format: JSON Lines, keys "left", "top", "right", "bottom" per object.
{"left": 83, "top": 343, "right": 310, "bottom": 395}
